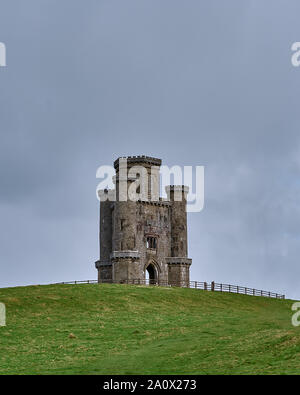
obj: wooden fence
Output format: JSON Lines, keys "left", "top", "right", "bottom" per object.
{"left": 53, "top": 279, "right": 285, "bottom": 299}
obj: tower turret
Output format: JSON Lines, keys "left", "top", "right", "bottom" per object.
{"left": 165, "top": 185, "right": 192, "bottom": 286}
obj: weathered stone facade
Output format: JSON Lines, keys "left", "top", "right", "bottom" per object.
{"left": 95, "top": 156, "right": 192, "bottom": 286}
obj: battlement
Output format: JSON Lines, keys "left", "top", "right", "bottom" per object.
{"left": 165, "top": 185, "right": 189, "bottom": 193}
{"left": 114, "top": 155, "right": 162, "bottom": 170}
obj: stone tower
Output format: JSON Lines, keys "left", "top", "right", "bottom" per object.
{"left": 95, "top": 156, "right": 192, "bottom": 286}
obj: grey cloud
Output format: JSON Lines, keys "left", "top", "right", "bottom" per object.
{"left": 0, "top": 0, "right": 300, "bottom": 298}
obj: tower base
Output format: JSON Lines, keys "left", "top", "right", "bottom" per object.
{"left": 166, "top": 257, "right": 192, "bottom": 287}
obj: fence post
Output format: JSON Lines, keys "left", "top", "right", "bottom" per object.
{"left": 211, "top": 281, "right": 215, "bottom": 291}
{"left": 204, "top": 282, "right": 207, "bottom": 291}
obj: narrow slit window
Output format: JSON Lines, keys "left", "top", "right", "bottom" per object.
{"left": 120, "top": 219, "right": 125, "bottom": 230}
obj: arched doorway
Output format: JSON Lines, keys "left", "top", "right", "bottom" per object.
{"left": 145, "top": 263, "right": 157, "bottom": 285}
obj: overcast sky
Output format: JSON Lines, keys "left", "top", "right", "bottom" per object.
{"left": 0, "top": 0, "right": 299, "bottom": 299}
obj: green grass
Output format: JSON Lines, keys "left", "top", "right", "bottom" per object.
{"left": 0, "top": 283, "right": 299, "bottom": 374}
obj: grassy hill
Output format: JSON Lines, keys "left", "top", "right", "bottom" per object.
{"left": 0, "top": 283, "right": 299, "bottom": 375}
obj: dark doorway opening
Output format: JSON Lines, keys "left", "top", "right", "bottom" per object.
{"left": 145, "top": 263, "right": 157, "bottom": 285}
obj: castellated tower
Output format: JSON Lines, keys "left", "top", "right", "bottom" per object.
{"left": 95, "top": 156, "right": 192, "bottom": 286}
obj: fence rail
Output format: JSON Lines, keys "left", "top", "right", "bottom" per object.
{"left": 53, "top": 279, "right": 285, "bottom": 299}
